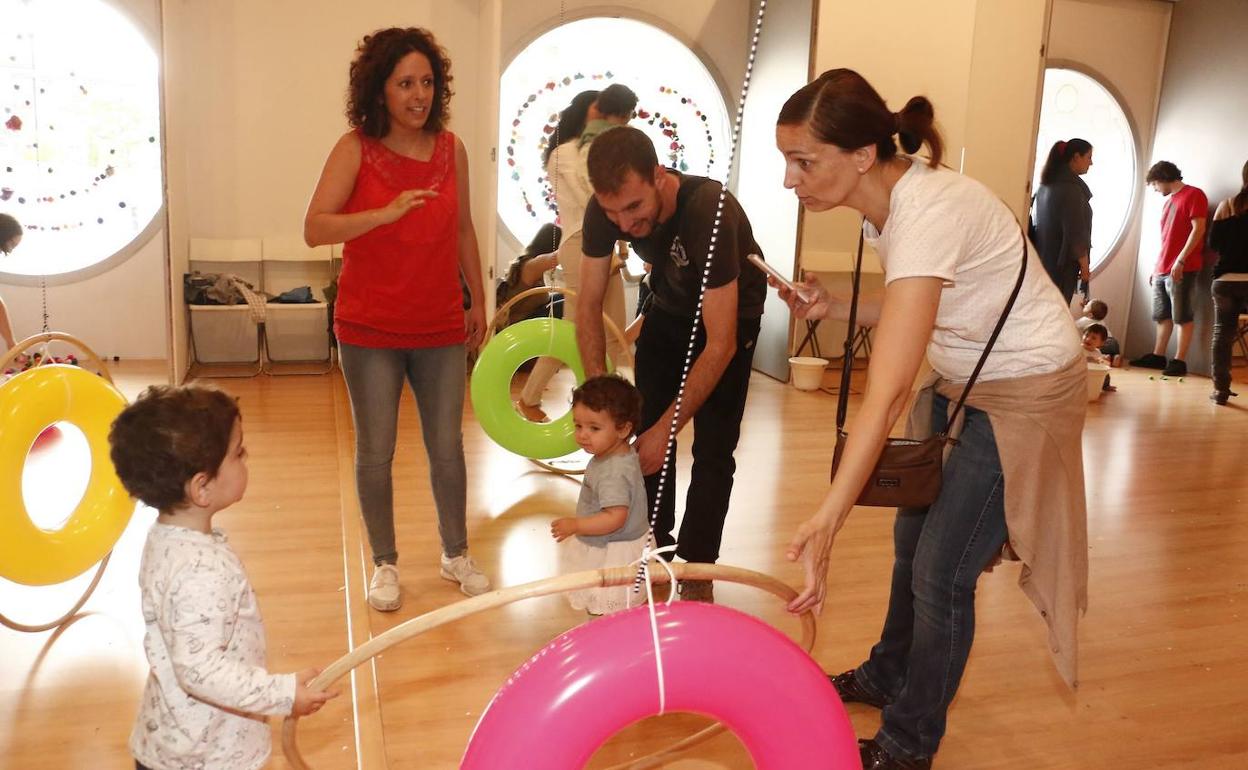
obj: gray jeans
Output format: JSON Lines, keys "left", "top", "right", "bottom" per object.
{"left": 339, "top": 342, "right": 468, "bottom": 565}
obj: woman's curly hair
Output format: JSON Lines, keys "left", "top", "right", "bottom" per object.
{"left": 347, "top": 27, "right": 453, "bottom": 138}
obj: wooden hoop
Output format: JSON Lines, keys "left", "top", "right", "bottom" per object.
{"left": 487, "top": 285, "right": 634, "bottom": 476}
{"left": 486, "top": 286, "right": 632, "bottom": 366}
{"left": 1, "top": 331, "right": 119, "bottom": 633}
{"left": 281, "top": 562, "right": 816, "bottom": 769}
{"left": 0, "top": 554, "right": 112, "bottom": 633}
{"left": 1, "top": 332, "right": 115, "bottom": 383}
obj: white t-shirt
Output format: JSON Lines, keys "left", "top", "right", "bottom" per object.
{"left": 546, "top": 141, "right": 593, "bottom": 238}
{"left": 866, "top": 160, "right": 1082, "bottom": 382}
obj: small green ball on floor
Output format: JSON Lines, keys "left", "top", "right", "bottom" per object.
{"left": 1178, "top": 377, "right": 1185, "bottom": 382}
{"left": 1148, "top": 376, "right": 1155, "bottom": 380}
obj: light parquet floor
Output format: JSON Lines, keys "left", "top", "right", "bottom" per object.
{"left": 2, "top": 359, "right": 1246, "bottom": 768}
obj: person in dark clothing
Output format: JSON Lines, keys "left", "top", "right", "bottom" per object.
{"left": 574, "top": 125, "right": 767, "bottom": 603}
{"left": 1209, "top": 159, "right": 1248, "bottom": 405}
{"left": 495, "top": 222, "right": 563, "bottom": 328}
{"left": 1032, "top": 138, "right": 1094, "bottom": 304}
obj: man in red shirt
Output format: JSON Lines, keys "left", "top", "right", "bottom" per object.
{"left": 1130, "top": 161, "right": 1208, "bottom": 376}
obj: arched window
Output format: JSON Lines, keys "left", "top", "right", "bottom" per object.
{"left": 1033, "top": 67, "right": 1137, "bottom": 272}
{"left": 496, "top": 17, "right": 731, "bottom": 256}
{"left": 0, "top": 0, "right": 163, "bottom": 282}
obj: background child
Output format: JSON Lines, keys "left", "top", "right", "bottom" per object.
{"left": 1076, "top": 297, "right": 1122, "bottom": 365}
{"left": 109, "top": 385, "right": 337, "bottom": 770}
{"left": 1083, "top": 323, "right": 1115, "bottom": 391}
{"left": 1074, "top": 298, "right": 1108, "bottom": 332}
{"left": 550, "top": 375, "right": 650, "bottom": 615}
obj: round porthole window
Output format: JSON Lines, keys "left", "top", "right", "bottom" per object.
{"left": 496, "top": 17, "right": 732, "bottom": 253}
{"left": 1033, "top": 67, "right": 1137, "bottom": 271}
{"left": 0, "top": 0, "right": 163, "bottom": 282}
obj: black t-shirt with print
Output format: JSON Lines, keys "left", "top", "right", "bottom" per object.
{"left": 581, "top": 172, "right": 766, "bottom": 319}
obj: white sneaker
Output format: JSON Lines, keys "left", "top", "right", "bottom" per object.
{"left": 440, "top": 553, "right": 490, "bottom": 596}
{"left": 368, "top": 564, "right": 401, "bottom": 611}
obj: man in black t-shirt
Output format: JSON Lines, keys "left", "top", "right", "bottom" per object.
{"left": 575, "top": 126, "right": 766, "bottom": 600}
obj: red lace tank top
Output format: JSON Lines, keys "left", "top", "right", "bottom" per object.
{"left": 335, "top": 130, "right": 465, "bottom": 349}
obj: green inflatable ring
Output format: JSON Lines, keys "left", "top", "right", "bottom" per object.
{"left": 471, "top": 318, "right": 610, "bottom": 459}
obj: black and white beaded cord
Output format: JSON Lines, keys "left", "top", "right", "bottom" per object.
{"left": 633, "top": 0, "right": 769, "bottom": 594}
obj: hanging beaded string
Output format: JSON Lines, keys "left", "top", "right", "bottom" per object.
{"left": 40, "top": 276, "right": 50, "bottom": 334}
{"left": 551, "top": 1, "right": 566, "bottom": 263}
{"left": 633, "top": 1, "right": 769, "bottom": 594}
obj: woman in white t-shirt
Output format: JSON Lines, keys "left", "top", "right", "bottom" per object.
{"left": 773, "top": 69, "right": 1087, "bottom": 769}
{"left": 517, "top": 90, "right": 630, "bottom": 421}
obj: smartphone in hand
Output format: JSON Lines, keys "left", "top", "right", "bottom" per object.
{"left": 748, "top": 253, "right": 817, "bottom": 303}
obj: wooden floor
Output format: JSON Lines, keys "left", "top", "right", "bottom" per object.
{"left": 2, "top": 358, "right": 1247, "bottom": 768}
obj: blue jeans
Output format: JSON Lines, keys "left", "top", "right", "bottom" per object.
{"left": 339, "top": 343, "right": 469, "bottom": 565}
{"left": 854, "top": 394, "right": 1009, "bottom": 760}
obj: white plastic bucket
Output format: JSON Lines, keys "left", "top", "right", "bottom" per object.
{"left": 1086, "top": 362, "right": 1110, "bottom": 402}
{"left": 788, "top": 357, "right": 828, "bottom": 391}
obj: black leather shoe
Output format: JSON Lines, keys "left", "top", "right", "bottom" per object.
{"left": 828, "top": 670, "right": 889, "bottom": 709}
{"left": 859, "top": 739, "right": 932, "bottom": 769}
{"left": 1162, "top": 358, "right": 1187, "bottom": 377}
{"left": 1211, "top": 389, "right": 1238, "bottom": 405}
{"left": 1129, "top": 352, "right": 1167, "bottom": 369}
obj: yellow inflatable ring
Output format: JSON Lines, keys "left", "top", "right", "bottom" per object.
{"left": 0, "top": 364, "right": 134, "bottom": 586}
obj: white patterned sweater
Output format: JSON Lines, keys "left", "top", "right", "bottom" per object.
{"left": 130, "top": 523, "right": 296, "bottom": 770}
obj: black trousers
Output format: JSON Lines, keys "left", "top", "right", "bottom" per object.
{"left": 635, "top": 305, "right": 761, "bottom": 564}
{"left": 1212, "top": 279, "right": 1248, "bottom": 394}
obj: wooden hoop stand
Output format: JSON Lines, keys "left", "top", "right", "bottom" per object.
{"left": 486, "top": 286, "right": 633, "bottom": 477}
{"left": 281, "top": 562, "right": 815, "bottom": 770}
{"left": 0, "top": 332, "right": 119, "bottom": 633}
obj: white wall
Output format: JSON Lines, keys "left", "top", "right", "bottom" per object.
{"left": 1133, "top": 0, "right": 1248, "bottom": 371}
{"left": 158, "top": 1, "right": 492, "bottom": 376}
{"left": 1047, "top": 0, "right": 1172, "bottom": 353}
{"left": 736, "top": 0, "right": 815, "bottom": 379}
{"left": 800, "top": 0, "right": 1049, "bottom": 356}
{"left": 166, "top": 1, "right": 489, "bottom": 241}
{"left": 801, "top": 0, "right": 980, "bottom": 276}
{"left": 1, "top": 0, "right": 169, "bottom": 363}
{"left": 962, "top": 0, "right": 1051, "bottom": 222}
{"left": 158, "top": 0, "right": 768, "bottom": 365}
{"left": 162, "top": 0, "right": 190, "bottom": 378}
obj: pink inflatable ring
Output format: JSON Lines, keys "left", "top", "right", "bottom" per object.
{"left": 462, "top": 601, "right": 861, "bottom": 769}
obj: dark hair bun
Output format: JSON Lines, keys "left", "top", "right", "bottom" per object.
{"left": 896, "top": 96, "right": 934, "bottom": 155}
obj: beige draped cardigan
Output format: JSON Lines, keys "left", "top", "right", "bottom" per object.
{"left": 909, "top": 354, "right": 1088, "bottom": 688}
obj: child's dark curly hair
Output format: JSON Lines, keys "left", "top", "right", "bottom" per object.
{"left": 571, "top": 375, "right": 643, "bottom": 434}
{"left": 347, "top": 27, "right": 453, "bottom": 138}
{"left": 108, "top": 385, "right": 240, "bottom": 511}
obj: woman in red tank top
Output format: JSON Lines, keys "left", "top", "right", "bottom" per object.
{"left": 303, "top": 28, "right": 489, "bottom": 611}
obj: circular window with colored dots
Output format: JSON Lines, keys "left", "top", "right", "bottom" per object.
{"left": 496, "top": 17, "right": 732, "bottom": 252}
{"left": 0, "top": 0, "right": 162, "bottom": 279}
{"left": 1032, "top": 67, "right": 1138, "bottom": 272}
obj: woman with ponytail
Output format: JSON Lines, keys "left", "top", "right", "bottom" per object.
{"left": 1208, "top": 159, "right": 1248, "bottom": 405}
{"left": 1033, "top": 138, "right": 1095, "bottom": 302}
{"left": 772, "top": 69, "right": 1087, "bottom": 769}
